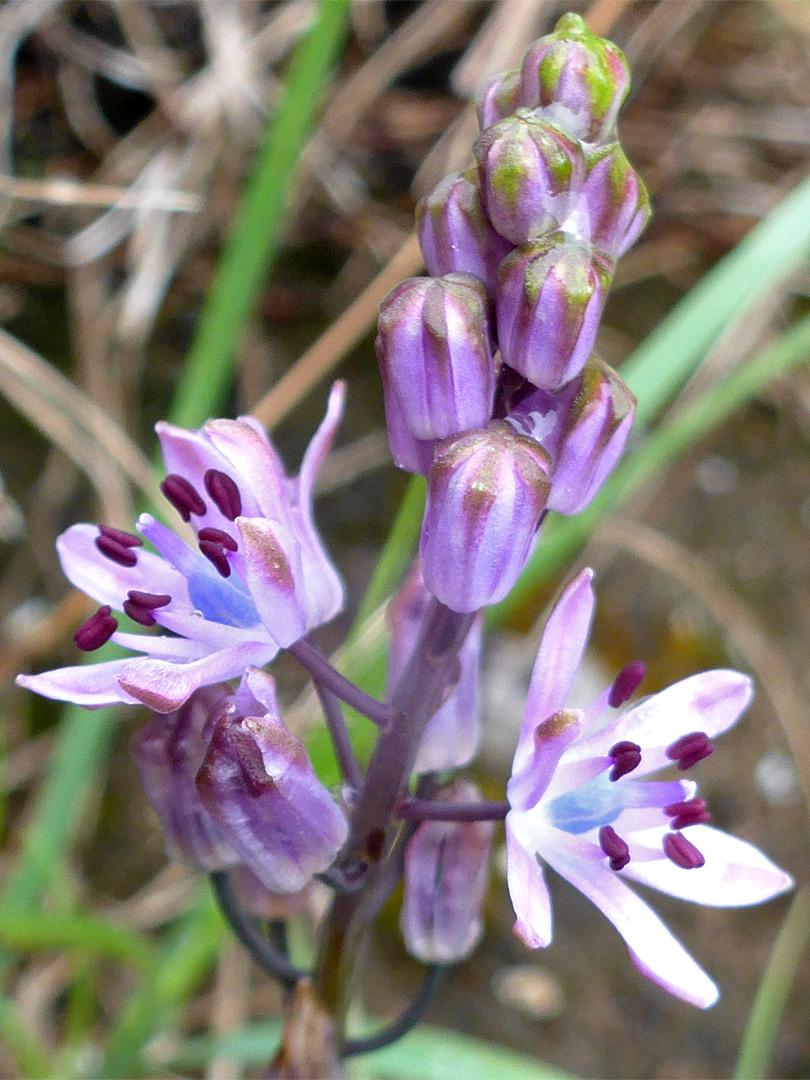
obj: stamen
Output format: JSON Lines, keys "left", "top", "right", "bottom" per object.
{"left": 95, "top": 534, "right": 138, "bottom": 567}
{"left": 198, "top": 527, "right": 238, "bottom": 551}
{"left": 664, "top": 797, "right": 711, "bottom": 830}
{"left": 666, "top": 731, "right": 714, "bottom": 771}
{"left": 123, "top": 591, "right": 172, "bottom": 627}
{"left": 663, "top": 831, "right": 705, "bottom": 869}
{"left": 74, "top": 605, "right": 118, "bottom": 651}
{"left": 161, "top": 474, "right": 206, "bottom": 521}
{"left": 608, "top": 661, "right": 646, "bottom": 708}
{"left": 98, "top": 526, "right": 142, "bottom": 548}
{"left": 199, "top": 540, "right": 232, "bottom": 578}
{"left": 608, "top": 740, "right": 641, "bottom": 782}
{"left": 204, "top": 469, "right": 242, "bottom": 520}
{"left": 598, "top": 825, "right": 630, "bottom": 871}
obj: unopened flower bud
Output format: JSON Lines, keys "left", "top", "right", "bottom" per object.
{"left": 416, "top": 170, "right": 512, "bottom": 295}
{"left": 401, "top": 781, "right": 494, "bottom": 964}
{"left": 381, "top": 382, "right": 436, "bottom": 475}
{"left": 497, "top": 235, "right": 612, "bottom": 390}
{"left": 133, "top": 686, "right": 238, "bottom": 872}
{"left": 519, "top": 13, "right": 630, "bottom": 143}
{"left": 474, "top": 110, "right": 583, "bottom": 245}
{"left": 476, "top": 69, "right": 521, "bottom": 130}
{"left": 376, "top": 273, "right": 496, "bottom": 442}
{"left": 387, "top": 561, "right": 483, "bottom": 772}
{"left": 507, "top": 356, "right": 635, "bottom": 515}
{"left": 196, "top": 680, "right": 348, "bottom": 894}
{"left": 420, "top": 423, "right": 551, "bottom": 612}
{"left": 577, "top": 143, "right": 651, "bottom": 259}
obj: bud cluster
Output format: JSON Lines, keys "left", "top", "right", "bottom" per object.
{"left": 377, "top": 12, "right": 648, "bottom": 613}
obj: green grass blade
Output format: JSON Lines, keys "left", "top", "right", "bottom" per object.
{"left": 159, "top": 1022, "right": 572, "bottom": 1080}
{"left": 99, "top": 890, "right": 225, "bottom": 1079}
{"left": 491, "top": 309, "right": 810, "bottom": 624}
{"left": 0, "top": 909, "right": 154, "bottom": 972}
{"left": 168, "top": 0, "right": 350, "bottom": 429}
{"left": 623, "top": 173, "right": 810, "bottom": 425}
{"left": 0, "top": 992, "right": 52, "bottom": 1080}
{"left": 734, "top": 889, "right": 810, "bottom": 1080}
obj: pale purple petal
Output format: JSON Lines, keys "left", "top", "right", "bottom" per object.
{"left": 204, "top": 418, "right": 289, "bottom": 521}
{"left": 505, "top": 815, "right": 553, "bottom": 947}
{"left": 542, "top": 845, "right": 719, "bottom": 1008}
{"left": 236, "top": 516, "right": 308, "bottom": 647}
{"left": 298, "top": 381, "right": 346, "bottom": 509}
{"left": 118, "top": 641, "right": 276, "bottom": 713}
{"left": 16, "top": 659, "right": 140, "bottom": 707}
{"left": 415, "top": 615, "right": 483, "bottom": 773}
{"left": 111, "top": 632, "right": 213, "bottom": 660}
{"left": 515, "top": 568, "right": 594, "bottom": 759}
{"left": 509, "top": 710, "right": 582, "bottom": 810}
{"left": 153, "top": 610, "right": 275, "bottom": 650}
{"left": 580, "top": 671, "right": 753, "bottom": 775}
{"left": 622, "top": 825, "right": 794, "bottom": 907}
{"left": 57, "top": 524, "right": 191, "bottom": 611}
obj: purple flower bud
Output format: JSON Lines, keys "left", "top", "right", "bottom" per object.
{"left": 196, "top": 679, "right": 348, "bottom": 894}
{"left": 476, "top": 69, "right": 521, "bottom": 130}
{"left": 497, "top": 235, "right": 613, "bottom": 391}
{"left": 381, "top": 381, "right": 436, "bottom": 475}
{"left": 507, "top": 356, "right": 635, "bottom": 514}
{"left": 518, "top": 13, "right": 630, "bottom": 143}
{"left": 387, "top": 561, "right": 483, "bottom": 772}
{"left": 420, "top": 423, "right": 551, "bottom": 613}
{"left": 416, "top": 170, "right": 512, "bottom": 295}
{"left": 474, "top": 110, "right": 583, "bottom": 246}
{"left": 401, "top": 781, "right": 494, "bottom": 964}
{"left": 132, "top": 686, "right": 239, "bottom": 872}
{"left": 576, "top": 143, "right": 651, "bottom": 260}
{"left": 376, "top": 273, "right": 496, "bottom": 442}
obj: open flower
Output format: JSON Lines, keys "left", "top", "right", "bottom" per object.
{"left": 16, "top": 384, "right": 346, "bottom": 713}
{"left": 506, "top": 568, "right": 793, "bottom": 1007}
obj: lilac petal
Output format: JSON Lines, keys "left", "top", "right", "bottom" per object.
{"left": 542, "top": 845, "right": 719, "bottom": 1008}
{"left": 57, "top": 524, "right": 191, "bottom": 611}
{"left": 236, "top": 516, "right": 308, "bottom": 647}
{"left": 118, "top": 641, "right": 275, "bottom": 713}
{"left": 515, "top": 568, "right": 595, "bottom": 759}
{"left": 197, "top": 711, "right": 348, "bottom": 893}
{"left": 622, "top": 825, "right": 794, "bottom": 907}
{"left": 155, "top": 422, "right": 261, "bottom": 526}
{"left": 153, "top": 610, "right": 272, "bottom": 652}
{"left": 298, "top": 381, "right": 346, "bottom": 510}
{"left": 582, "top": 671, "right": 753, "bottom": 776}
{"left": 204, "top": 419, "right": 289, "bottom": 522}
{"left": 505, "top": 816, "right": 553, "bottom": 947}
{"left": 244, "top": 666, "right": 281, "bottom": 715}
{"left": 509, "top": 709, "right": 582, "bottom": 810}
{"left": 111, "top": 632, "right": 213, "bottom": 660}
{"left": 16, "top": 659, "right": 140, "bottom": 707}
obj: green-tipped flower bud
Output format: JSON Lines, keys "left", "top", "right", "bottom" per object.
{"left": 519, "top": 13, "right": 630, "bottom": 143}
{"left": 496, "top": 235, "right": 613, "bottom": 390}
{"left": 577, "top": 142, "right": 651, "bottom": 260}
{"left": 476, "top": 69, "right": 521, "bottom": 130}
{"left": 474, "top": 110, "right": 583, "bottom": 246}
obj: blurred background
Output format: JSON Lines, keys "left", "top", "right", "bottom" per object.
{"left": 1, "top": 1, "right": 809, "bottom": 1077}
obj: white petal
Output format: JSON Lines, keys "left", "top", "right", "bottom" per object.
{"left": 542, "top": 844, "right": 719, "bottom": 1008}
{"left": 505, "top": 814, "right": 553, "bottom": 948}
{"left": 622, "top": 825, "right": 794, "bottom": 907}
{"left": 575, "top": 670, "right": 753, "bottom": 775}
{"left": 16, "top": 659, "right": 139, "bottom": 707}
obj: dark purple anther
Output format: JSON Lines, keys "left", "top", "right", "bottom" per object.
{"left": 664, "top": 797, "right": 711, "bottom": 831}
{"left": 204, "top": 469, "right": 242, "bottom": 521}
{"left": 608, "top": 661, "right": 646, "bottom": 708}
{"left": 123, "top": 591, "right": 172, "bottom": 627}
{"left": 95, "top": 534, "right": 138, "bottom": 567}
{"left": 199, "top": 540, "right": 231, "bottom": 578}
{"left": 74, "top": 605, "right": 118, "bottom": 651}
{"left": 198, "top": 527, "right": 238, "bottom": 551}
{"left": 98, "top": 526, "right": 142, "bottom": 548}
{"left": 608, "top": 740, "right": 641, "bottom": 782}
{"left": 161, "top": 474, "right": 206, "bottom": 522}
{"left": 666, "top": 731, "right": 714, "bottom": 771}
{"left": 663, "top": 831, "right": 705, "bottom": 869}
{"left": 599, "top": 825, "right": 630, "bottom": 871}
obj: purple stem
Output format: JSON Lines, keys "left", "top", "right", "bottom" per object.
{"left": 287, "top": 638, "right": 397, "bottom": 728}
{"left": 311, "top": 671, "right": 365, "bottom": 792}
{"left": 397, "top": 798, "right": 509, "bottom": 822}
